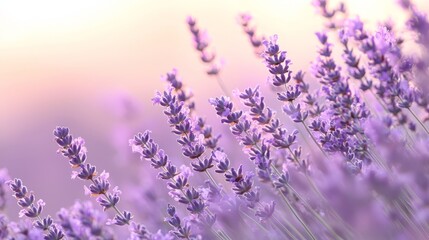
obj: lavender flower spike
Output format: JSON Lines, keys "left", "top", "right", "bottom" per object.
{"left": 54, "top": 126, "right": 151, "bottom": 238}
{"left": 8, "top": 178, "right": 65, "bottom": 240}
{"left": 238, "top": 13, "right": 265, "bottom": 56}
{"left": 187, "top": 17, "right": 229, "bottom": 96}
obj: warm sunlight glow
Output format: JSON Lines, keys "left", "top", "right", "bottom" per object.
{"left": 0, "top": 1, "right": 118, "bottom": 42}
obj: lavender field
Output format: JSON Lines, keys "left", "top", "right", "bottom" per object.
{"left": 2, "top": 0, "right": 429, "bottom": 239}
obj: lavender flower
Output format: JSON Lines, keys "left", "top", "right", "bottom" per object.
{"left": 0, "top": 168, "right": 10, "bottom": 211}
{"left": 54, "top": 126, "right": 151, "bottom": 238}
{"left": 187, "top": 16, "right": 229, "bottom": 96}
{"left": 3, "top": 2, "right": 429, "bottom": 240}
{"left": 312, "top": 0, "right": 346, "bottom": 29}
{"left": 238, "top": 13, "right": 264, "bottom": 56}
{"left": 152, "top": 88, "right": 206, "bottom": 161}
{"left": 57, "top": 201, "right": 114, "bottom": 239}
{"left": 130, "top": 130, "right": 210, "bottom": 238}
{"left": 8, "top": 178, "right": 65, "bottom": 239}
{"left": 209, "top": 96, "right": 323, "bottom": 239}
{"left": 163, "top": 69, "right": 195, "bottom": 111}
{"left": 8, "top": 219, "right": 45, "bottom": 239}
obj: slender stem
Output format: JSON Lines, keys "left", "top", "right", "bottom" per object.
{"left": 204, "top": 167, "right": 276, "bottom": 237}
{"left": 215, "top": 75, "right": 230, "bottom": 98}
{"left": 239, "top": 209, "right": 271, "bottom": 235}
{"left": 290, "top": 182, "right": 346, "bottom": 240}
{"left": 298, "top": 128, "right": 314, "bottom": 151}
{"left": 277, "top": 215, "right": 307, "bottom": 240}
{"left": 210, "top": 228, "right": 225, "bottom": 240}
{"left": 407, "top": 107, "right": 429, "bottom": 135}
{"left": 369, "top": 88, "right": 389, "bottom": 113}
{"left": 286, "top": 147, "right": 301, "bottom": 165}
{"left": 204, "top": 170, "right": 218, "bottom": 188}
{"left": 240, "top": 129, "right": 315, "bottom": 238}
{"left": 272, "top": 163, "right": 350, "bottom": 239}
{"left": 392, "top": 200, "right": 427, "bottom": 238}
{"left": 162, "top": 165, "right": 231, "bottom": 240}
{"left": 213, "top": 226, "right": 229, "bottom": 240}
{"left": 271, "top": 215, "right": 300, "bottom": 240}
{"left": 279, "top": 191, "right": 316, "bottom": 240}
{"left": 302, "top": 122, "right": 328, "bottom": 158}
{"left": 90, "top": 179, "right": 128, "bottom": 224}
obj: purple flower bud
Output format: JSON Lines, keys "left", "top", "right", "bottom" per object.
{"left": 97, "top": 189, "right": 120, "bottom": 211}
{"left": 272, "top": 129, "right": 298, "bottom": 149}
{"left": 255, "top": 201, "right": 276, "bottom": 221}
{"left": 277, "top": 85, "right": 302, "bottom": 102}
{"left": 167, "top": 176, "right": 188, "bottom": 190}
{"left": 45, "top": 225, "right": 65, "bottom": 240}
{"left": 315, "top": 32, "right": 328, "bottom": 45}
{"left": 232, "top": 175, "right": 253, "bottom": 195}
{"left": 174, "top": 224, "right": 191, "bottom": 239}
{"left": 209, "top": 97, "right": 233, "bottom": 117}
{"left": 167, "top": 204, "right": 176, "bottom": 217}
{"left": 244, "top": 188, "right": 260, "bottom": 208}
{"left": 191, "top": 157, "right": 214, "bottom": 172}
{"left": 215, "top": 156, "right": 230, "bottom": 174}
{"left": 76, "top": 164, "right": 96, "bottom": 180}
{"left": 179, "top": 188, "right": 200, "bottom": 205}
{"left": 130, "top": 222, "right": 150, "bottom": 240}
{"left": 274, "top": 171, "right": 290, "bottom": 192}
{"left": 167, "top": 215, "right": 181, "bottom": 229}
{"left": 262, "top": 35, "right": 280, "bottom": 56}
{"left": 225, "top": 166, "right": 244, "bottom": 183}
{"left": 35, "top": 216, "right": 53, "bottom": 231}
{"left": 182, "top": 144, "right": 205, "bottom": 159}
{"left": 89, "top": 175, "right": 110, "bottom": 195}
{"left": 17, "top": 194, "right": 34, "bottom": 208}
{"left": 113, "top": 211, "right": 132, "bottom": 226}
{"left": 187, "top": 199, "right": 206, "bottom": 214}
{"left": 283, "top": 104, "right": 308, "bottom": 122}
{"left": 158, "top": 163, "right": 178, "bottom": 180}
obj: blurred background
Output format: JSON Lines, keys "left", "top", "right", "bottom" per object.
{"left": 1, "top": 0, "right": 428, "bottom": 226}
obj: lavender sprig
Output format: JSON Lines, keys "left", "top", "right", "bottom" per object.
{"left": 153, "top": 87, "right": 207, "bottom": 165}
{"left": 312, "top": 32, "right": 371, "bottom": 169}
{"left": 341, "top": 17, "right": 429, "bottom": 134}
{"left": 165, "top": 204, "right": 195, "bottom": 239}
{"left": 53, "top": 127, "right": 150, "bottom": 238}
{"left": 261, "top": 35, "right": 328, "bottom": 158}
{"left": 157, "top": 70, "right": 231, "bottom": 194}
{"left": 238, "top": 13, "right": 264, "bottom": 56}
{"left": 209, "top": 96, "right": 317, "bottom": 240}
{"left": 237, "top": 86, "right": 347, "bottom": 239}
{"left": 187, "top": 16, "right": 229, "bottom": 97}
{"left": 57, "top": 201, "right": 114, "bottom": 239}
{"left": 312, "top": 0, "right": 346, "bottom": 29}
{"left": 163, "top": 69, "right": 196, "bottom": 111}
{"left": 130, "top": 130, "right": 214, "bottom": 239}
{"left": 8, "top": 178, "right": 65, "bottom": 240}
{"left": 158, "top": 71, "right": 288, "bottom": 237}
